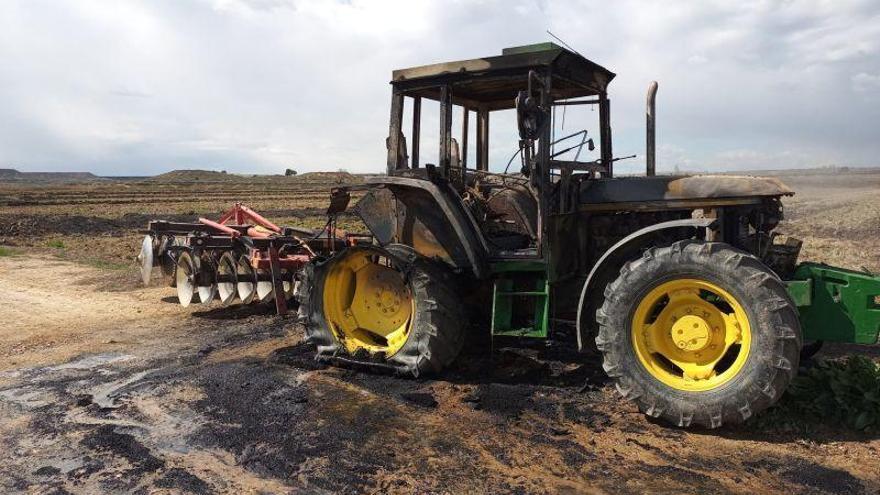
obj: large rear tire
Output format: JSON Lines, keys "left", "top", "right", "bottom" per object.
{"left": 296, "top": 245, "right": 466, "bottom": 377}
{"left": 595, "top": 240, "right": 801, "bottom": 428}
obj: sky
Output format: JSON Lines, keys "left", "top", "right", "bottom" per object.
{"left": 0, "top": 0, "right": 878, "bottom": 176}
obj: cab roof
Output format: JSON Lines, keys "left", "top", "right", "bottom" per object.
{"left": 391, "top": 43, "right": 616, "bottom": 110}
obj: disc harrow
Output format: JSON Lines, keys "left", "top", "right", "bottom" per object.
{"left": 138, "top": 198, "right": 364, "bottom": 315}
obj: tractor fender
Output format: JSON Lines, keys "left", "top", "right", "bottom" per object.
{"left": 352, "top": 176, "right": 490, "bottom": 279}
{"left": 575, "top": 217, "right": 717, "bottom": 351}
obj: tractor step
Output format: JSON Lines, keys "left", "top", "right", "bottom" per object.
{"left": 490, "top": 260, "right": 549, "bottom": 338}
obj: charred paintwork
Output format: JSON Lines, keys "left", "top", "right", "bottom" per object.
{"left": 391, "top": 43, "right": 615, "bottom": 110}
{"left": 578, "top": 175, "right": 793, "bottom": 207}
{"left": 352, "top": 176, "right": 490, "bottom": 278}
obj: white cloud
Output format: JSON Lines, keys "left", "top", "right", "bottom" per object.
{"left": 852, "top": 72, "right": 880, "bottom": 93}
{"left": 0, "top": 0, "right": 878, "bottom": 175}
{"left": 687, "top": 55, "right": 708, "bottom": 65}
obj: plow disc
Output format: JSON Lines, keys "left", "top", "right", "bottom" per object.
{"left": 216, "top": 252, "right": 238, "bottom": 306}
{"left": 176, "top": 251, "right": 198, "bottom": 307}
{"left": 236, "top": 255, "right": 257, "bottom": 304}
{"left": 138, "top": 235, "right": 155, "bottom": 286}
{"left": 197, "top": 256, "right": 217, "bottom": 305}
{"left": 175, "top": 251, "right": 219, "bottom": 306}
{"left": 256, "top": 268, "right": 275, "bottom": 302}
{"left": 139, "top": 234, "right": 181, "bottom": 288}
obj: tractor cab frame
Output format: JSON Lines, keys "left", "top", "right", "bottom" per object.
{"left": 380, "top": 42, "right": 615, "bottom": 263}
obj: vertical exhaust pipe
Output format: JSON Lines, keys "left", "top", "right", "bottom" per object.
{"left": 646, "top": 81, "right": 658, "bottom": 176}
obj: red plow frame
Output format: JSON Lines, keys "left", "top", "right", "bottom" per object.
{"left": 138, "top": 194, "right": 365, "bottom": 316}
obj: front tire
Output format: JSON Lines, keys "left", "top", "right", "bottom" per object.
{"left": 595, "top": 240, "right": 801, "bottom": 428}
{"left": 296, "top": 245, "right": 466, "bottom": 377}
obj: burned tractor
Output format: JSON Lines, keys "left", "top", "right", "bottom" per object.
{"left": 140, "top": 43, "right": 880, "bottom": 429}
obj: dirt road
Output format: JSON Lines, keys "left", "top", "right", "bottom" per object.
{"left": 1, "top": 255, "right": 878, "bottom": 494}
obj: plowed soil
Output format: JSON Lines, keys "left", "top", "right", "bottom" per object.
{"left": 1, "top": 170, "right": 879, "bottom": 494}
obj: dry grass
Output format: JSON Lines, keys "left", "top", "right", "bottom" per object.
{"left": 778, "top": 172, "right": 880, "bottom": 272}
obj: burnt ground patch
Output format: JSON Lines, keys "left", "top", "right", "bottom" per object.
{"left": 186, "top": 333, "right": 629, "bottom": 493}
{"left": 153, "top": 467, "right": 211, "bottom": 493}
{"left": 777, "top": 457, "right": 865, "bottom": 494}
{"left": 739, "top": 456, "right": 867, "bottom": 494}
{"left": 635, "top": 462, "right": 728, "bottom": 493}
{"left": 191, "top": 359, "right": 397, "bottom": 493}
{"left": 4, "top": 326, "right": 879, "bottom": 494}
{"left": 80, "top": 425, "right": 165, "bottom": 476}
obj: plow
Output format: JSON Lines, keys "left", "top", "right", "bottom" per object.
{"left": 138, "top": 198, "right": 368, "bottom": 315}
{"left": 138, "top": 43, "right": 880, "bottom": 428}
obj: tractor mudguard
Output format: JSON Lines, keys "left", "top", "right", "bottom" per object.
{"left": 786, "top": 263, "right": 880, "bottom": 344}
{"left": 352, "top": 176, "right": 490, "bottom": 279}
{"left": 575, "top": 217, "right": 717, "bottom": 351}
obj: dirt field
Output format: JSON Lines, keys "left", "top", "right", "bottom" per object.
{"left": 1, "top": 170, "right": 879, "bottom": 494}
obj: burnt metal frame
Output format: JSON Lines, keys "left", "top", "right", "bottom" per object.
{"left": 387, "top": 91, "right": 404, "bottom": 173}
{"left": 386, "top": 79, "right": 613, "bottom": 180}
{"left": 598, "top": 93, "right": 613, "bottom": 176}
{"left": 477, "top": 108, "right": 489, "bottom": 171}
{"left": 385, "top": 67, "right": 613, "bottom": 262}
{"left": 439, "top": 85, "right": 453, "bottom": 178}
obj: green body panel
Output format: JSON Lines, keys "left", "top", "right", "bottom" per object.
{"left": 490, "top": 260, "right": 549, "bottom": 338}
{"left": 786, "top": 279, "right": 812, "bottom": 307}
{"left": 788, "top": 263, "right": 880, "bottom": 344}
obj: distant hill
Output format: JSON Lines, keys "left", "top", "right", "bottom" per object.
{"left": 150, "top": 169, "right": 241, "bottom": 182}
{"left": 0, "top": 168, "right": 101, "bottom": 183}
{"left": 294, "top": 171, "right": 363, "bottom": 184}
{"left": 148, "top": 169, "right": 364, "bottom": 184}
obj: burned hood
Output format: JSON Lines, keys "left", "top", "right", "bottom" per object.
{"left": 578, "top": 175, "right": 794, "bottom": 205}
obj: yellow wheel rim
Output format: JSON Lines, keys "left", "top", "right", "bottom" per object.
{"left": 631, "top": 278, "right": 751, "bottom": 392}
{"left": 323, "top": 251, "right": 414, "bottom": 357}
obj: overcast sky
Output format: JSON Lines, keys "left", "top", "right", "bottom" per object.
{"left": 1, "top": 0, "right": 878, "bottom": 176}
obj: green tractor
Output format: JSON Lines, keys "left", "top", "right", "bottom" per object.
{"left": 296, "top": 43, "right": 880, "bottom": 428}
